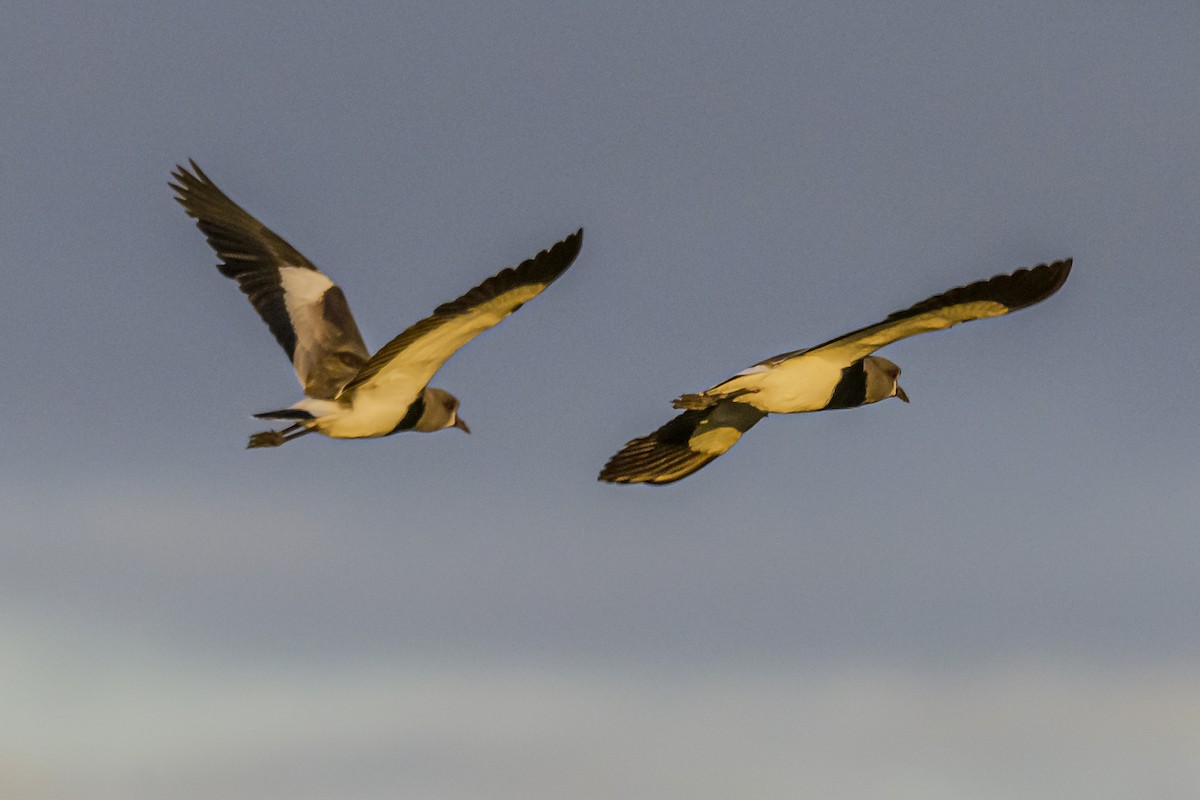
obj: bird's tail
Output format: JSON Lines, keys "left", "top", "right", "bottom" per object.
{"left": 252, "top": 408, "right": 315, "bottom": 421}
{"left": 672, "top": 392, "right": 716, "bottom": 410}
{"left": 599, "top": 401, "right": 765, "bottom": 485}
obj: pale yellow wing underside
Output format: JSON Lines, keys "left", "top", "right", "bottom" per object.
{"left": 338, "top": 229, "right": 583, "bottom": 404}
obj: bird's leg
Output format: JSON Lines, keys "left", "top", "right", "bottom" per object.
{"left": 246, "top": 423, "right": 312, "bottom": 449}
{"left": 282, "top": 427, "right": 314, "bottom": 443}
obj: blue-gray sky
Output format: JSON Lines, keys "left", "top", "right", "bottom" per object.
{"left": 2, "top": 2, "right": 1199, "bottom": 798}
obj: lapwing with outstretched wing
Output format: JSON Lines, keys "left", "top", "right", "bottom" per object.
{"left": 600, "top": 259, "right": 1071, "bottom": 485}
{"left": 171, "top": 161, "right": 582, "bottom": 448}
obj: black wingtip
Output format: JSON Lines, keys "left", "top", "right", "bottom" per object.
{"left": 885, "top": 257, "right": 1074, "bottom": 323}
{"left": 537, "top": 227, "right": 583, "bottom": 281}
{"left": 168, "top": 159, "right": 219, "bottom": 216}
{"left": 598, "top": 443, "right": 718, "bottom": 485}
{"left": 427, "top": 227, "right": 584, "bottom": 319}
{"left": 1042, "top": 257, "right": 1072, "bottom": 298}
{"left": 997, "top": 257, "right": 1073, "bottom": 312}
{"left": 598, "top": 410, "right": 722, "bottom": 486}
{"left": 169, "top": 159, "right": 207, "bottom": 190}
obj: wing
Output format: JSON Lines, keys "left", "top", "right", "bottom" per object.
{"left": 762, "top": 258, "right": 1072, "bottom": 367}
{"left": 338, "top": 228, "right": 583, "bottom": 401}
{"left": 599, "top": 401, "right": 765, "bottom": 485}
{"left": 170, "top": 160, "right": 370, "bottom": 399}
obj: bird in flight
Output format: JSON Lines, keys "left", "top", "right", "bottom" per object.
{"left": 171, "top": 161, "right": 582, "bottom": 448}
{"left": 599, "top": 258, "right": 1071, "bottom": 485}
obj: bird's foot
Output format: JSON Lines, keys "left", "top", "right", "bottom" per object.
{"left": 247, "top": 430, "right": 286, "bottom": 449}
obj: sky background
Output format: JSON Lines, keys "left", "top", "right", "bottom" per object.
{"left": 2, "top": 2, "right": 1199, "bottom": 798}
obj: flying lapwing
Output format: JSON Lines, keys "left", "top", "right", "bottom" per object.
{"left": 600, "top": 259, "right": 1071, "bottom": 485}
{"left": 171, "top": 161, "right": 582, "bottom": 448}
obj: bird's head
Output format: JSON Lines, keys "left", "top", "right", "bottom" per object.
{"left": 416, "top": 387, "right": 471, "bottom": 433}
{"left": 863, "top": 356, "right": 908, "bottom": 404}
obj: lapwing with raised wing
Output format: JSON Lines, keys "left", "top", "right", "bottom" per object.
{"left": 171, "top": 161, "right": 582, "bottom": 448}
{"left": 600, "top": 258, "right": 1071, "bottom": 485}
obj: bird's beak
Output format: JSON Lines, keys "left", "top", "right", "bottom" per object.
{"left": 453, "top": 416, "right": 471, "bottom": 434}
{"left": 895, "top": 385, "right": 910, "bottom": 403}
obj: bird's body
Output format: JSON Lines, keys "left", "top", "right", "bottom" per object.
{"left": 171, "top": 161, "right": 582, "bottom": 447}
{"left": 600, "top": 259, "right": 1072, "bottom": 485}
{"left": 694, "top": 357, "right": 852, "bottom": 414}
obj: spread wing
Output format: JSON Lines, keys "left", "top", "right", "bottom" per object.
{"left": 338, "top": 228, "right": 583, "bottom": 402}
{"left": 599, "top": 401, "right": 766, "bottom": 485}
{"left": 170, "top": 160, "right": 370, "bottom": 399}
{"left": 763, "top": 258, "right": 1072, "bottom": 367}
